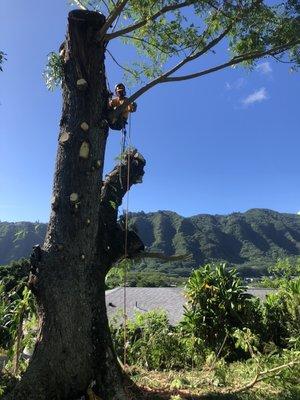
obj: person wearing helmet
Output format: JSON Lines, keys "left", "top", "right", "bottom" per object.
{"left": 108, "top": 83, "right": 137, "bottom": 129}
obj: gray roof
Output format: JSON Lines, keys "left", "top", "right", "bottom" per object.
{"left": 105, "top": 287, "right": 274, "bottom": 326}
{"left": 246, "top": 288, "right": 274, "bottom": 300}
{"left": 106, "top": 287, "right": 186, "bottom": 326}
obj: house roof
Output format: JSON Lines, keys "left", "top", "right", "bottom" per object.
{"left": 105, "top": 287, "right": 274, "bottom": 326}
{"left": 106, "top": 287, "right": 186, "bottom": 326}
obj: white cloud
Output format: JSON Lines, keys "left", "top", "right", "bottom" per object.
{"left": 256, "top": 62, "right": 272, "bottom": 75}
{"left": 297, "top": 211, "right": 300, "bottom": 215}
{"left": 242, "top": 87, "right": 268, "bottom": 106}
{"left": 225, "top": 77, "right": 245, "bottom": 90}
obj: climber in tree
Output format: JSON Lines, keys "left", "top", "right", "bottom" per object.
{"left": 108, "top": 83, "right": 137, "bottom": 130}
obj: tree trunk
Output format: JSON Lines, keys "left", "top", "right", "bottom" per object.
{"left": 5, "top": 10, "right": 145, "bottom": 400}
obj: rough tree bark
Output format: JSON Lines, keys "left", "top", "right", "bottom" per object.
{"left": 6, "top": 10, "right": 145, "bottom": 400}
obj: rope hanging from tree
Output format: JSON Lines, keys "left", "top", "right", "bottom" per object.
{"left": 122, "top": 112, "right": 132, "bottom": 368}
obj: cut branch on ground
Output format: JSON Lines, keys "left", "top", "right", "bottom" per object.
{"left": 230, "top": 360, "right": 300, "bottom": 394}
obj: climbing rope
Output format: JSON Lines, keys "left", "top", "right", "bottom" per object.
{"left": 118, "top": 128, "right": 126, "bottom": 189}
{"left": 122, "top": 112, "right": 132, "bottom": 368}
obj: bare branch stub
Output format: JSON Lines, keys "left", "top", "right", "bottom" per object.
{"left": 100, "top": 147, "right": 146, "bottom": 211}
{"left": 97, "top": 148, "right": 146, "bottom": 268}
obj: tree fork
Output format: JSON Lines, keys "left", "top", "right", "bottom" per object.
{"left": 5, "top": 10, "right": 144, "bottom": 400}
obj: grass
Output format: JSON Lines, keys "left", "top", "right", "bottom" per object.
{"left": 126, "top": 354, "right": 300, "bottom": 400}
{"left": 1, "top": 340, "right": 299, "bottom": 399}
{"left": 1, "top": 360, "right": 299, "bottom": 399}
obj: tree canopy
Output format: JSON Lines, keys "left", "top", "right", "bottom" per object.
{"left": 63, "top": 0, "right": 300, "bottom": 102}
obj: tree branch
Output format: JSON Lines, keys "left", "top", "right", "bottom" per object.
{"left": 106, "top": 48, "right": 139, "bottom": 79}
{"left": 117, "top": 23, "right": 233, "bottom": 108}
{"left": 100, "top": 148, "right": 146, "bottom": 211}
{"left": 164, "top": 40, "right": 300, "bottom": 82}
{"left": 105, "top": 1, "right": 194, "bottom": 41}
{"left": 122, "top": 35, "right": 177, "bottom": 55}
{"left": 102, "top": 0, "right": 113, "bottom": 14}
{"left": 97, "top": 148, "right": 146, "bottom": 268}
{"left": 117, "top": 39, "right": 298, "bottom": 109}
{"left": 231, "top": 360, "right": 300, "bottom": 394}
{"left": 107, "top": 22, "right": 233, "bottom": 124}
{"left": 98, "top": 0, "right": 130, "bottom": 40}
{"left": 71, "top": 0, "right": 88, "bottom": 10}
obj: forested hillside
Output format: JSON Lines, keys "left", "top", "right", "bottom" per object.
{"left": 129, "top": 208, "right": 300, "bottom": 276}
{"left": 0, "top": 222, "right": 47, "bottom": 265}
{"left": 1, "top": 209, "right": 300, "bottom": 276}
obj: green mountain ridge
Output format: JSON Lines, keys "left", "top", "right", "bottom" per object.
{"left": 1, "top": 209, "right": 300, "bottom": 276}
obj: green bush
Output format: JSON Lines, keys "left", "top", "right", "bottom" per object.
{"left": 263, "top": 278, "right": 300, "bottom": 349}
{"left": 181, "top": 263, "right": 263, "bottom": 358}
{"left": 261, "top": 257, "right": 300, "bottom": 288}
{"left": 0, "top": 258, "right": 30, "bottom": 293}
{"left": 0, "top": 260, "right": 37, "bottom": 375}
{"left": 110, "top": 309, "right": 204, "bottom": 370}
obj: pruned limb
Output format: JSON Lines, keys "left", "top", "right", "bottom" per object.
{"left": 97, "top": 148, "right": 146, "bottom": 269}
{"left": 230, "top": 360, "right": 300, "bottom": 395}
{"left": 100, "top": 147, "right": 146, "bottom": 211}
{"left": 99, "top": 150, "right": 189, "bottom": 266}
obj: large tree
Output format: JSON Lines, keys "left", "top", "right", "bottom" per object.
{"left": 5, "top": 1, "right": 299, "bottom": 399}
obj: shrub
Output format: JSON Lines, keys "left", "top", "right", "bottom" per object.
{"left": 0, "top": 267, "right": 37, "bottom": 375}
{"left": 181, "top": 263, "right": 263, "bottom": 358}
{"left": 110, "top": 309, "right": 204, "bottom": 370}
{"left": 263, "top": 278, "right": 300, "bottom": 349}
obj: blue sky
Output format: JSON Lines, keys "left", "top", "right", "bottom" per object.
{"left": 0, "top": 0, "right": 299, "bottom": 222}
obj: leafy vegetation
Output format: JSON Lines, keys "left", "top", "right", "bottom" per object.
{"left": 0, "top": 259, "right": 31, "bottom": 293}
{"left": 52, "top": 0, "right": 300, "bottom": 95}
{"left": 111, "top": 263, "right": 299, "bottom": 368}
{"left": 182, "top": 264, "right": 263, "bottom": 358}
{"left": 259, "top": 257, "right": 300, "bottom": 288}
{"left": 1, "top": 261, "right": 299, "bottom": 397}
{"left": 3, "top": 0, "right": 300, "bottom": 395}
{"left": 106, "top": 263, "right": 185, "bottom": 288}
{"left": 111, "top": 310, "right": 195, "bottom": 370}
{"left": 43, "top": 52, "right": 64, "bottom": 91}
{"left": 130, "top": 351, "right": 300, "bottom": 399}
{"left": 0, "top": 261, "right": 37, "bottom": 380}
